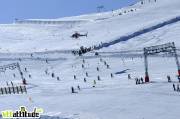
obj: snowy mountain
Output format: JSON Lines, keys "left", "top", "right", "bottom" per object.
{"left": 0, "top": 0, "right": 180, "bottom": 119}
{"left": 0, "top": 0, "right": 179, "bottom": 53}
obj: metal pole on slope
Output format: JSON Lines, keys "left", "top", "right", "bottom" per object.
{"left": 144, "top": 48, "right": 150, "bottom": 82}
{"left": 17, "top": 62, "right": 26, "bottom": 85}
{"left": 172, "top": 42, "right": 180, "bottom": 76}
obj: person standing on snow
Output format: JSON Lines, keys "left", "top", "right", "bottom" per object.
{"left": 177, "top": 84, "right": 180, "bottom": 92}
{"left": 173, "top": 84, "right": 176, "bottom": 91}
{"left": 167, "top": 75, "right": 171, "bottom": 82}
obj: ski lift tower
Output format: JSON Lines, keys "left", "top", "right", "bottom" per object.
{"left": 97, "top": 5, "right": 104, "bottom": 13}
{"left": 144, "top": 42, "right": 180, "bottom": 82}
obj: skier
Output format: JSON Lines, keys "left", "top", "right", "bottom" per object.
{"left": 57, "top": 77, "right": 60, "bottom": 81}
{"left": 23, "top": 78, "right": 27, "bottom": 85}
{"left": 138, "top": 79, "right": 141, "bottom": 84}
{"left": 45, "top": 59, "right": 48, "bottom": 64}
{"left": 107, "top": 64, "right": 110, "bottom": 69}
{"left": 45, "top": 69, "right": 48, "bottom": 75}
{"left": 83, "top": 59, "right": 85, "bottom": 63}
{"left": 178, "top": 75, "right": 180, "bottom": 83}
{"left": 84, "top": 78, "right": 87, "bottom": 82}
{"left": 13, "top": 73, "right": 16, "bottom": 78}
{"left": 24, "top": 68, "right": 27, "bottom": 72}
{"left": 135, "top": 78, "right": 138, "bottom": 85}
{"left": 100, "top": 58, "right": 103, "bottom": 62}
{"left": 20, "top": 72, "right": 23, "bottom": 76}
{"left": 95, "top": 52, "right": 99, "bottom": 56}
{"left": 128, "top": 74, "right": 131, "bottom": 79}
{"left": 11, "top": 81, "right": 14, "bottom": 87}
{"left": 71, "top": 87, "right": 75, "bottom": 93}
{"left": 167, "top": 75, "right": 171, "bottom": 82}
{"left": 77, "top": 85, "right": 81, "bottom": 91}
{"left": 173, "top": 84, "right": 176, "bottom": 91}
{"left": 86, "top": 72, "right": 88, "bottom": 77}
{"left": 104, "top": 61, "right": 107, "bottom": 65}
{"left": 140, "top": 77, "right": 144, "bottom": 84}
{"left": 51, "top": 73, "right": 55, "bottom": 78}
{"left": 6, "top": 81, "right": 9, "bottom": 86}
{"left": 98, "top": 76, "right": 101, "bottom": 81}
{"left": 29, "top": 74, "right": 32, "bottom": 78}
{"left": 177, "top": 84, "right": 180, "bottom": 92}
{"left": 74, "top": 75, "right": 76, "bottom": 80}
{"left": 82, "top": 64, "right": 84, "bottom": 68}
{"left": 97, "top": 67, "right": 99, "bottom": 71}
{"left": 93, "top": 80, "right": 96, "bottom": 87}
{"left": 111, "top": 73, "right": 113, "bottom": 78}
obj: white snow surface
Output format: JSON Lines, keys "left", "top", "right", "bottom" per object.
{"left": 0, "top": 0, "right": 180, "bottom": 53}
{"left": 0, "top": 0, "right": 180, "bottom": 119}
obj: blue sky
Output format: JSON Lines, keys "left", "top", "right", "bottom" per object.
{"left": 0, "top": 0, "right": 138, "bottom": 23}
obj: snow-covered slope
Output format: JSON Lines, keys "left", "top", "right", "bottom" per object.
{"left": 1, "top": 0, "right": 180, "bottom": 119}
{"left": 0, "top": 0, "right": 180, "bottom": 53}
